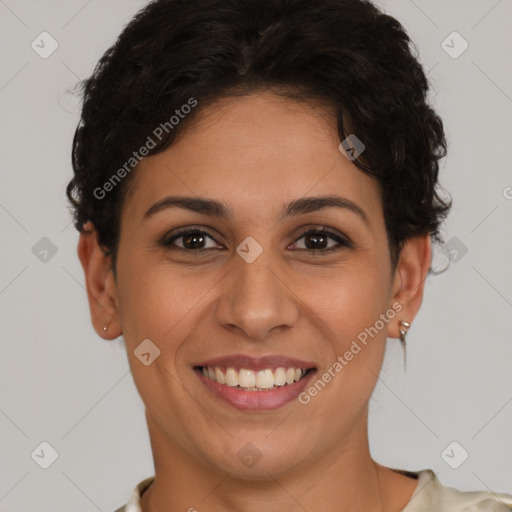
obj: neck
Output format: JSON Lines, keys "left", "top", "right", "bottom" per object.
{"left": 139, "top": 407, "right": 405, "bottom": 512}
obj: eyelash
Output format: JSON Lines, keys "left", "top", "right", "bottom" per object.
{"left": 160, "top": 225, "right": 352, "bottom": 256}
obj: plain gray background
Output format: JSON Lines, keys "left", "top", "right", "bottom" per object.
{"left": 1, "top": 0, "right": 511, "bottom": 510}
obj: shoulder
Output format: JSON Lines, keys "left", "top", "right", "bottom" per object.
{"left": 400, "top": 468, "right": 512, "bottom": 512}
{"left": 112, "top": 471, "right": 512, "bottom": 512}
{"left": 113, "top": 476, "right": 154, "bottom": 512}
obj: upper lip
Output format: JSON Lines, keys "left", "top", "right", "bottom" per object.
{"left": 193, "top": 354, "right": 317, "bottom": 372}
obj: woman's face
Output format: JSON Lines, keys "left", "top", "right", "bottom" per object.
{"left": 81, "top": 90, "right": 429, "bottom": 478}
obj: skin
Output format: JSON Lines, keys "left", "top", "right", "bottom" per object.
{"left": 78, "top": 90, "right": 431, "bottom": 512}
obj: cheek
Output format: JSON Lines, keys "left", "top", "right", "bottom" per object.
{"left": 114, "top": 263, "right": 205, "bottom": 416}
{"left": 116, "top": 261, "right": 209, "bottom": 342}
{"left": 299, "top": 258, "right": 392, "bottom": 403}
{"left": 297, "top": 284, "right": 390, "bottom": 426}
{"left": 303, "top": 259, "right": 391, "bottom": 338}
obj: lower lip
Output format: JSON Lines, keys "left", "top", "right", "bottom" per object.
{"left": 194, "top": 368, "right": 316, "bottom": 411}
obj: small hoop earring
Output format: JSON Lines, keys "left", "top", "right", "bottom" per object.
{"left": 398, "top": 320, "right": 410, "bottom": 346}
{"left": 398, "top": 320, "right": 410, "bottom": 371}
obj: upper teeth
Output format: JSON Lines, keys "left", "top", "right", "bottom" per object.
{"left": 201, "top": 366, "right": 306, "bottom": 389}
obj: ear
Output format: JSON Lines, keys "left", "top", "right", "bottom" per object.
{"left": 388, "top": 234, "right": 431, "bottom": 339}
{"left": 77, "top": 221, "right": 121, "bottom": 339}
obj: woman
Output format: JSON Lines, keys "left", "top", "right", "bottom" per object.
{"left": 66, "top": 0, "right": 512, "bottom": 510}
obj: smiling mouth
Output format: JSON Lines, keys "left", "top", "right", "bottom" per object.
{"left": 195, "top": 365, "right": 314, "bottom": 391}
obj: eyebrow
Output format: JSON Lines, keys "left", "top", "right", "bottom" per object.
{"left": 143, "top": 195, "right": 369, "bottom": 226}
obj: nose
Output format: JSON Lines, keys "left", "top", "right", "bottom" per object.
{"left": 215, "top": 251, "right": 300, "bottom": 341}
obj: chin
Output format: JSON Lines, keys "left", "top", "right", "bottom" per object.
{"left": 207, "top": 439, "right": 307, "bottom": 480}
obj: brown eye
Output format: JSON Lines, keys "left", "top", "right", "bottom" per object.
{"left": 290, "top": 227, "right": 351, "bottom": 253}
{"left": 162, "top": 229, "right": 223, "bottom": 253}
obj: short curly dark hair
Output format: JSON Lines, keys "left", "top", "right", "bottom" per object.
{"left": 66, "top": 0, "right": 451, "bottom": 273}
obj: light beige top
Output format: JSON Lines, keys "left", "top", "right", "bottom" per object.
{"left": 114, "top": 469, "right": 512, "bottom": 511}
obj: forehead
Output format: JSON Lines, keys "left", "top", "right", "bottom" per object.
{"left": 121, "top": 91, "right": 383, "bottom": 227}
